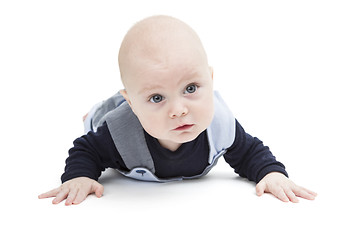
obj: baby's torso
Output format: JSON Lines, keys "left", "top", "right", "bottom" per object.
{"left": 144, "top": 129, "right": 210, "bottom": 179}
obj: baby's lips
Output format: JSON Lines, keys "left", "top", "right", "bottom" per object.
{"left": 173, "top": 124, "right": 194, "bottom": 131}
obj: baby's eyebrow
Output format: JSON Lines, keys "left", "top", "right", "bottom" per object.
{"left": 138, "top": 70, "right": 201, "bottom": 95}
{"left": 138, "top": 84, "right": 164, "bottom": 95}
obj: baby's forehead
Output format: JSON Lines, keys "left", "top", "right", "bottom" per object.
{"left": 122, "top": 17, "right": 205, "bottom": 58}
{"left": 119, "top": 16, "right": 208, "bottom": 87}
{"left": 132, "top": 61, "right": 207, "bottom": 93}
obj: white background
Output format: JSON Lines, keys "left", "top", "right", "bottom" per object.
{"left": 1, "top": 0, "right": 339, "bottom": 239}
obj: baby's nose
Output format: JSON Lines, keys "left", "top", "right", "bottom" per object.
{"left": 169, "top": 101, "right": 188, "bottom": 118}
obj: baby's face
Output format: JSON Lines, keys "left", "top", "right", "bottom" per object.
{"left": 121, "top": 53, "right": 214, "bottom": 151}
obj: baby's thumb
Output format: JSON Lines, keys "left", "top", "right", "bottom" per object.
{"left": 256, "top": 181, "right": 266, "bottom": 197}
{"left": 92, "top": 181, "right": 104, "bottom": 198}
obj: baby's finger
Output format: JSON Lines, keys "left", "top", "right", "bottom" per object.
{"left": 294, "top": 187, "right": 316, "bottom": 200}
{"left": 274, "top": 188, "right": 289, "bottom": 202}
{"left": 65, "top": 188, "right": 79, "bottom": 206}
{"left": 72, "top": 189, "right": 88, "bottom": 205}
{"left": 38, "top": 187, "right": 60, "bottom": 199}
{"left": 92, "top": 181, "right": 104, "bottom": 198}
{"left": 255, "top": 181, "right": 266, "bottom": 197}
{"left": 284, "top": 188, "right": 299, "bottom": 203}
{"left": 301, "top": 187, "right": 318, "bottom": 197}
{"left": 52, "top": 188, "right": 70, "bottom": 204}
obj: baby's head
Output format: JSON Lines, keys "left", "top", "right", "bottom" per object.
{"left": 118, "top": 16, "right": 214, "bottom": 151}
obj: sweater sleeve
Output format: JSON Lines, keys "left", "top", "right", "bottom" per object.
{"left": 223, "top": 120, "right": 288, "bottom": 183}
{"left": 61, "top": 123, "right": 128, "bottom": 183}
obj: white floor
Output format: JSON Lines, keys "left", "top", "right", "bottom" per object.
{"left": 1, "top": 1, "right": 339, "bottom": 239}
{"left": 4, "top": 160, "right": 339, "bottom": 240}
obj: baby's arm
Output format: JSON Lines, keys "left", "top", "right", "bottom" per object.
{"left": 39, "top": 123, "right": 128, "bottom": 205}
{"left": 224, "top": 120, "right": 317, "bottom": 202}
{"left": 224, "top": 120, "right": 288, "bottom": 183}
{"left": 38, "top": 177, "right": 103, "bottom": 205}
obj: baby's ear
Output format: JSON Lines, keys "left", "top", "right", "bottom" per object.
{"left": 209, "top": 66, "right": 214, "bottom": 81}
{"left": 119, "top": 89, "right": 132, "bottom": 107}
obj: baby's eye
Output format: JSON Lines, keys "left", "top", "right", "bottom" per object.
{"left": 184, "top": 84, "right": 197, "bottom": 94}
{"left": 150, "top": 94, "right": 164, "bottom": 103}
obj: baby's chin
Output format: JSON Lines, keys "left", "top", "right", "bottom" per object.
{"left": 171, "top": 129, "right": 206, "bottom": 144}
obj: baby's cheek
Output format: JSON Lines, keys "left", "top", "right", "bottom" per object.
{"left": 195, "top": 100, "right": 213, "bottom": 119}
{"left": 141, "top": 119, "right": 163, "bottom": 138}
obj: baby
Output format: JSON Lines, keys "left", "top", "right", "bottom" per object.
{"left": 39, "top": 15, "right": 317, "bottom": 205}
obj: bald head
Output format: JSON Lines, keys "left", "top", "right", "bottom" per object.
{"left": 118, "top": 15, "right": 209, "bottom": 89}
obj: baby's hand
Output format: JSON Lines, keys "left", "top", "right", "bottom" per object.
{"left": 38, "top": 177, "right": 104, "bottom": 205}
{"left": 256, "top": 172, "right": 317, "bottom": 203}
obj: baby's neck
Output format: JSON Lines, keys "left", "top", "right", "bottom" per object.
{"left": 157, "top": 139, "right": 182, "bottom": 152}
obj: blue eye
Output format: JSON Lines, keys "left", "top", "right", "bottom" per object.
{"left": 150, "top": 94, "right": 164, "bottom": 103}
{"left": 185, "top": 84, "right": 197, "bottom": 94}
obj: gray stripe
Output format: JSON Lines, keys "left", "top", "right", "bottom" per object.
{"left": 105, "top": 102, "right": 156, "bottom": 173}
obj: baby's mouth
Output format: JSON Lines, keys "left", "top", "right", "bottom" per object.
{"left": 173, "top": 124, "right": 194, "bottom": 131}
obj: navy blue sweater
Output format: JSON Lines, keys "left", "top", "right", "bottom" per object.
{"left": 61, "top": 120, "right": 288, "bottom": 183}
